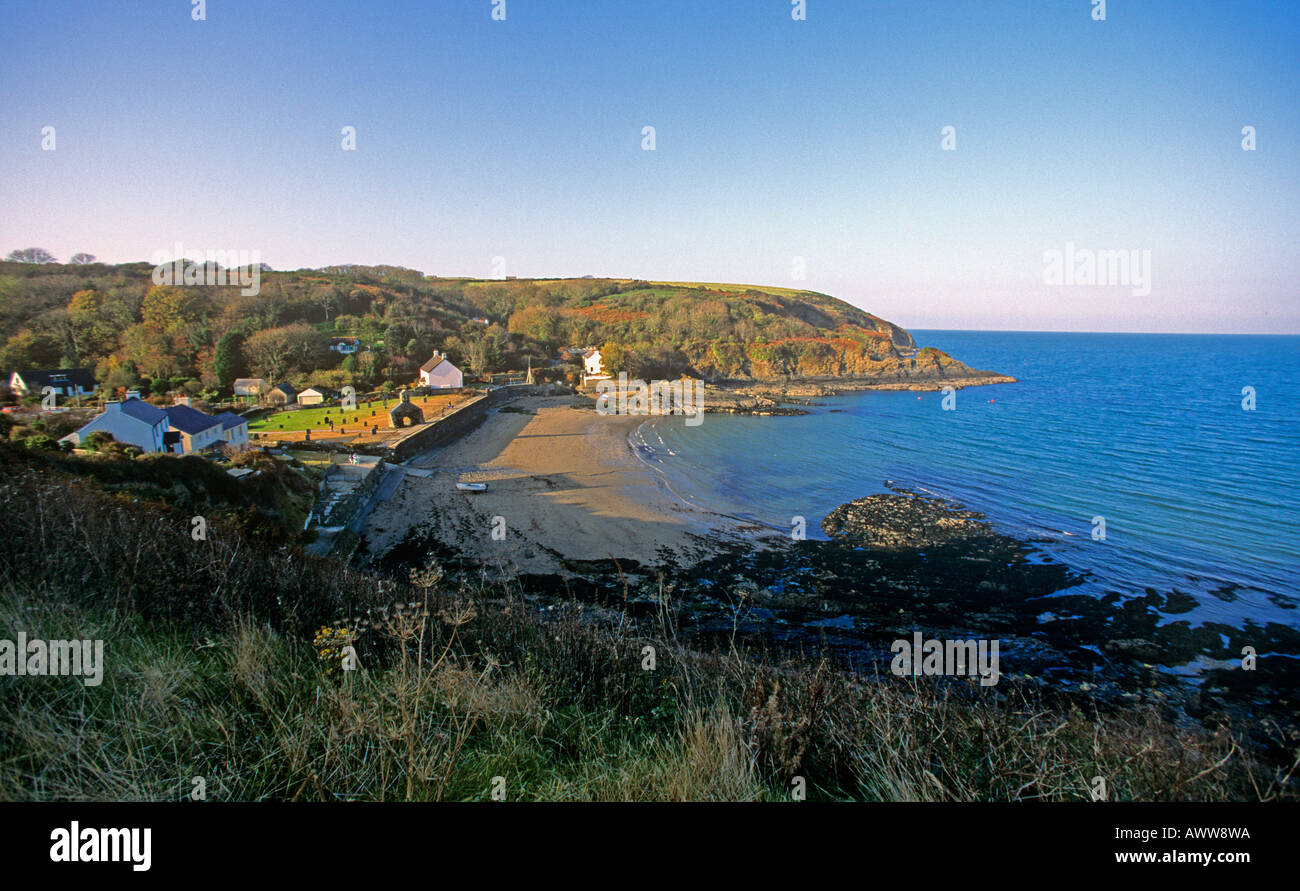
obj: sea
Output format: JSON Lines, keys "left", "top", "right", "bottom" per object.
{"left": 631, "top": 331, "right": 1300, "bottom": 635}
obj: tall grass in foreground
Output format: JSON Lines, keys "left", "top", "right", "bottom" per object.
{"left": 0, "top": 463, "right": 1295, "bottom": 801}
{"left": 2, "top": 585, "right": 1294, "bottom": 802}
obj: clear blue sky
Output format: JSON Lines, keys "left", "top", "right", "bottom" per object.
{"left": 2, "top": 0, "right": 1296, "bottom": 333}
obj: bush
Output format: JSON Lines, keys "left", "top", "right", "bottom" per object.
{"left": 83, "top": 430, "right": 116, "bottom": 452}
{"left": 22, "top": 434, "right": 57, "bottom": 451}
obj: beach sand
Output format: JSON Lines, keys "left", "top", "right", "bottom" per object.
{"left": 360, "top": 394, "right": 735, "bottom": 575}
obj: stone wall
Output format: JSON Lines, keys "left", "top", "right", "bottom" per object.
{"left": 383, "top": 384, "right": 568, "bottom": 462}
{"left": 317, "top": 458, "right": 385, "bottom": 527}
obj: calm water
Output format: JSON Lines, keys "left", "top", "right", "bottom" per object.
{"left": 633, "top": 331, "right": 1300, "bottom": 631}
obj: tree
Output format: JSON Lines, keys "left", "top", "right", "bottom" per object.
{"left": 5, "top": 247, "right": 57, "bottom": 264}
{"left": 120, "top": 324, "right": 183, "bottom": 379}
{"left": 66, "top": 289, "right": 116, "bottom": 360}
{"left": 0, "top": 330, "right": 63, "bottom": 369}
{"left": 599, "top": 340, "right": 629, "bottom": 375}
{"left": 462, "top": 334, "right": 490, "bottom": 376}
{"left": 508, "top": 306, "right": 563, "bottom": 344}
{"left": 100, "top": 359, "right": 140, "bottom": 393}
{"left": 141, "top": 285, "right": 212, "bottom": 335}
{"left": 213, "top": 332, "right": 248, "bottom": 389}
{"left": 244, "top": 323, "right": 327, "bottom": 383}
{"left": 69, "top": 253, "right": 97, "bottom": 265}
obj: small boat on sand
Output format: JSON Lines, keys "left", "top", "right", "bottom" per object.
{"left": 456, "top": 482, "right": 487, "bottom": 492}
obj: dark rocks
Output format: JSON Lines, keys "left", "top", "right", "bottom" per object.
{"left": 822, "top": 489, "right": 996, "bottom": 550}
{"left": 1104, "top": 638, "right": 1162, "bottom": 662}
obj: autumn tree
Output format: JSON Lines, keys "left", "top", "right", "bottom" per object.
{"left": 141, "top": 285, "right": 212, "bottom": 337}
{"left": 508, "top": 306, "right": 563, "bottom": 344}
{"left": 0, "top": 329, "right": 63, "bottom": 369}
{"left": 66, "top": 289, "right": 117, "bottom": 360}
{"left": 598, "top": 340, "right": 628, "bottom": 375}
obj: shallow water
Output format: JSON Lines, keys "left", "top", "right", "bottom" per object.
{"left": 632, "top": 331, "right": 1300, "bottom": 633}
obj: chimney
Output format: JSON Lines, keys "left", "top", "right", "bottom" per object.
{"left": 174, "top": 396, "right": 191, "bottom": 407}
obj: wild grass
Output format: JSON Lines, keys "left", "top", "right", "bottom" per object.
{"left": 0, "top": 463, "right": 1295, "bottom": 802}
{"left": 2, "top": 581, "right": 1294, "bottom": 802}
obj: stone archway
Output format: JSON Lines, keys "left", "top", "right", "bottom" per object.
{"left": 388, "top": 389, "right": 425, "bottom": 428}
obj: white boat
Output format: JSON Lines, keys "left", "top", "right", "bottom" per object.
{"left": 456, "top": 482, "right": 487, "bottom": 492}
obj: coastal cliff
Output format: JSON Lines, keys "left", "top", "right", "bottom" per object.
{"left": 0, "top": 263, "right": 1010, "bottom": 398}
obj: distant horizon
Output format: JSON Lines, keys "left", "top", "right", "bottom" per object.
{"left": 4, "top": 252, "right": 1295, "bottom": 337}
{"left": 3, "top": 1, "right": 1296, "bottom": 337}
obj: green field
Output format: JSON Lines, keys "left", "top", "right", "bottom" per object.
{"left": 641, "top": 280, "right": 825, "bottom": 299}
{"left": 249, "top": 393, "right": 464, "bottom": 433}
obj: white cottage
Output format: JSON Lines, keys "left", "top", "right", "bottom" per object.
{"left": 419, "top": 351, "right": 463, "bottom": 389}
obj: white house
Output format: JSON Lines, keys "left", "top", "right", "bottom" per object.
{"left": 580, "top": 349, "right": 611, "bottom": 385}
{"left": 329, "top": 337, "right": 361, "bottom": 354}
{"left": 297, "top": 386, "right": 338, "bottom": 406}
{"left": 215, "top": 411, "right": 250, "bottom": 449}
{"left": 66, "top": 398, "right": 169, "bottom": 452}
{"left": 419, "top": 351, "right": 463, "bottom": 389}
{"left": 9, "top": 368, "right": 98, "bottom": 399}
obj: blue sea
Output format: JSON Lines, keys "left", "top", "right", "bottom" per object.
{"left": 632, "top": 332, "right": 1300, "bottom": 633}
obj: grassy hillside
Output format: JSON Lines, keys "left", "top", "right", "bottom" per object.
{"left": 0, "top": 260, "right": 985, "bottom": 402}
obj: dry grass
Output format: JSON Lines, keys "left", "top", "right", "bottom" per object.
{"left": 1, "top": 462, "right": 1295, "bottom": 802}
{"left": 2, "top": 584, "right": 1294, "bottom": 802}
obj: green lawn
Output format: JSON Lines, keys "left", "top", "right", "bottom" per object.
{"left": 249, "top": 393, "right": 464, "bottom": 433}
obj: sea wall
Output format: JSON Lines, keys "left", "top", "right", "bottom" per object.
{"left": 382, "top": 384, "right": 569, "bottom": 462}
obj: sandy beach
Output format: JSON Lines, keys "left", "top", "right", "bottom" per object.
{"left": 360, "top": 394, "right": 739, "bottom": 576}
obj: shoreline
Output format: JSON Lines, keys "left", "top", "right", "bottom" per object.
{"left": 356, "top": 393, "right": 1299, "bottom": 737}
{"left": 359, "top": 394, "right": 759, "bottom": 576}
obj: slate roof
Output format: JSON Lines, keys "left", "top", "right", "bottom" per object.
{"left": 214, "top": 412, "right": 247, "bottom": 431}
{"left": 163, "top": 404, "right": 223, "bottom": 435}
{"left": 14, "top": 368, "right": 97, "bottom": 390}
{"left": 119, "top": 398, "right": 168, "bottom": 425}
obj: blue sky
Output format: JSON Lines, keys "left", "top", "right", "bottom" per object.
{"left": 1, "top": 0, "right": 1297, "bottom": 333}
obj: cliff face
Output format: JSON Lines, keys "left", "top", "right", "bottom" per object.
{"left": 681, "top": 325, "right": 996, "bottom": 385}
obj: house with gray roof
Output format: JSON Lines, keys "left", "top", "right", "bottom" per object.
{"left": 163, "top": 402, "right": 224, "bottom": 453}
{"left": 65, "top": 398, "right": 169, "bottom": 452}
{"left": 214, "top": 411, "right": 250, "bottom": 449}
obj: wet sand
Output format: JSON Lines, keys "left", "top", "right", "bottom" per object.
{"left": 360, "top": 395, "right": 737, "bottom": 575}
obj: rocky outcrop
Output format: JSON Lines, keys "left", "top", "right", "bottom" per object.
{"left": 821, "top": 489, "right": 999, "bottom": 551}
